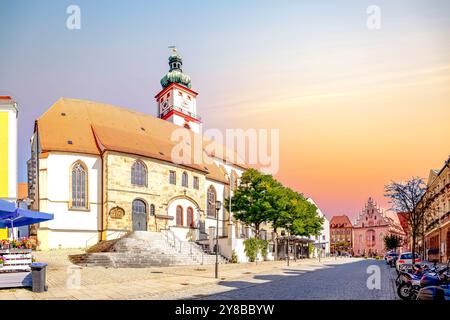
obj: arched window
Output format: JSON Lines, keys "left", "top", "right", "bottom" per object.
{"left": 207, "top": 186, "right": 217, "bottom": 218}
{"left": 150, "top": 204, "right": 155, "bottom": 216}
{"left": 187, "top": 207, "right": 194, "bottom": 227}
{"left": 182, "top": 171, "right": 188, "bottom": 187}
{"left": 176, "top": 206, "right": 183, "bottom": 226}
{"left": 132, "top": 199, "right": 147, "bottom": 231}
{"left": 70, "top": 161, "right": 88, "bottom": 209}
{"left": 131, "top": 160, "right": 147, "bottom": 187}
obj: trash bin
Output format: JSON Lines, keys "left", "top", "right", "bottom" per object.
{"left": 30, "top": 262, "right": 48, "bottom": 292}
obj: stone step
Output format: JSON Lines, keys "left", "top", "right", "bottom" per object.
{"left": 72, "top": 231, "right": 229, "bottom": 268}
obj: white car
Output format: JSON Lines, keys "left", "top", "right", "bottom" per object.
{"left": 395, "top": 252, "right": 421, "bottom": 271}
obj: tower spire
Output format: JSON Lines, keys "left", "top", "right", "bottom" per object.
{"left": 155, "top": 47, "right": 201, "bottom": 133}
{"left": 160, "top": 47, "right": 191, "bottom": 88}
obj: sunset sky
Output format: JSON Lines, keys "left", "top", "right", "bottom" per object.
{"left": 1, "top": 0, "right": 449, "bottom": 219}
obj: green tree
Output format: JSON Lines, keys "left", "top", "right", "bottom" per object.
{"left": 227, "top": 168, "right": 278, "bottom": 238}
{"left": 384, "top": 234, "right": 402, "bottom": 252}
{"left": 227, "top": 168, "right": 324, "bottom": 261}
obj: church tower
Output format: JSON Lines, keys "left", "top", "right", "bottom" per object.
{"left": 155, "top": 48, "right": 201, "bottom": 133}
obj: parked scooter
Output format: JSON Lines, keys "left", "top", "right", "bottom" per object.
{"left": 396, "top": 263, "right": 437, "bottom": 300}
{"left": 417, "top": 260, "right": 450, "bottom": 300}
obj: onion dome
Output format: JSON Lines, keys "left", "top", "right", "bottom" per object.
{"left": 160, "top": 47, "right": 192, "bottom": 89}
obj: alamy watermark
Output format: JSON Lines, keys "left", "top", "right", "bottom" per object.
{"left": 171, "top": 128, "right": 280, "bottom": 175}
{"left": 366, "top": 265, "right": 381, "bottom": 290}
{"left": 66, "top": 5, "right": 81, "bottom": 30}
{"left": 66, "top": 265, "right": 81, "bottom": 289}
{"left": 366, "top": 5, "right": 381, "bottom": 30}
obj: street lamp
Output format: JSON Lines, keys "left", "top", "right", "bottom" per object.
{"left": 214, "top": 200, "right": 222, "bottom": 279}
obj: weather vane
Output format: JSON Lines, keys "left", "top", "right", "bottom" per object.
{"left": 168, "top": 45, "right": 177, "bottom": 54}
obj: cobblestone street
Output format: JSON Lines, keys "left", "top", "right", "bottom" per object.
{"left": 0, "top": 250, "right": 397, "bottom": 300}
{"left": 200, "top": 258, "right": 398, "bottom": 300}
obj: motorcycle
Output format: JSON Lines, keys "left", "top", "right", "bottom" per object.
{"left": 417, "top": 260, "right": 450, "bottom": 300}
{"left": 396, "top": 263, "right": 438, "bottom": 300}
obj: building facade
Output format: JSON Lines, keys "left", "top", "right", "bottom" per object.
{"left": 0, "top": 96, "right": 18, "bottom": 239}
{"left": 352, "top": 197, "right": 406, "bottom": 257}
{"left": 307, "top": 198, "right": 330, "bottom": 258}
{"left": 423, "top": 157, "right": 450, "bottom": 263}
{"left": 330, "top": 215, "right": 353, "bottom": 255}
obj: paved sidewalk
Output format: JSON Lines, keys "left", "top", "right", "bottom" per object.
{"left": 0, "top": 250, "right": 393, "bottom": 300}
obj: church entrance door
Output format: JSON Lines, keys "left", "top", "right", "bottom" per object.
{"left": 132, "top": 199, "right": 148, "bottom": 231}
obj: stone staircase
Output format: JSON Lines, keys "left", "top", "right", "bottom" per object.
{"left": 69, "top": 231, "right": 228, "bottom": 268}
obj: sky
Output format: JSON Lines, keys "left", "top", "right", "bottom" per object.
{"left": 0, "top": 0, "right": 449, "bottom": 219}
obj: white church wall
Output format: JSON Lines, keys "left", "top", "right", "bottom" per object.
{"left": 39, "top": 152, "right": 102, "bottom": 249}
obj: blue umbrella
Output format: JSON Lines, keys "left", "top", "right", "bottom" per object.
{"left": 0, "top": 199, "right": 53, "bottom": 240}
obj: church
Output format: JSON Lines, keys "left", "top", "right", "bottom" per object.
{"left": 27, "top": 49, "right": 251, "bottom": 258}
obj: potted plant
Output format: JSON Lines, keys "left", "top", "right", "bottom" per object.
{"left": 23, "top": 238, "right": 33, "bottom": 250}
{"left": 0, "top": 255, "right": 5, "bottom": 267}
{"left": 11, "top": 239, "right": 21, "bottom": 249}
{"left": 0, "top": 240, "right": 10, "bottom": 250}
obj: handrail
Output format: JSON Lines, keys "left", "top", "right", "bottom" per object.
{"left": 161, "top": 228, "right": 207, "bottom": 265}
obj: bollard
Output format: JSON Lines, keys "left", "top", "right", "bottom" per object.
{"left": 30, "top": 262, "right": 48, "bottom": 293}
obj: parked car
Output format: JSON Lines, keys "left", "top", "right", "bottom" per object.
{"left": 396, "top": 252, "right": 421, "bottom": 271}
{"left": 385, "top": 252, "right": 399, "bottom": 266}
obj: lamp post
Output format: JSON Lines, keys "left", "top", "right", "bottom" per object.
{"left": 215, "top": 200, "right": 222, "bottom": 279}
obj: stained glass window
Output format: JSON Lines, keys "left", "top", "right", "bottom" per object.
{"left": 71, "top": 162, "right": 87, "bottom": 208}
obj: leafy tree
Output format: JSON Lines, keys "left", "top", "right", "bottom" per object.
{"left": 227, "top": 168, "right": 324, "bottom": 261}
{"left": 384, "top": 234, "right": 402, "bottom": 252}
{"left": 227, "top": 168, "right": 278, "bottom": 238}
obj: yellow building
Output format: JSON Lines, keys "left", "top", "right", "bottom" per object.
{"left": 0, "top": 96, "right": 18, "bottom": 239}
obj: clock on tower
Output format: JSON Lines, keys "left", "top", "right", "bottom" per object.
{"left": 155, "top": 47, "right": 201, "bottom": 133}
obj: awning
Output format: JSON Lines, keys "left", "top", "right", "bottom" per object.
{"left": 0, "top": 208, "right": 54, "bottom": 228}
{"left": 0, "top": 199, "right": 54, "bottom": 229}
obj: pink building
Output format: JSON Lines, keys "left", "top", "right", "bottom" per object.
{"left": 353, "top": 198, "right": 406, "bottom": 257}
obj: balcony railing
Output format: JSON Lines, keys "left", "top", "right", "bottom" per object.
{"left": 160, "top": 105, "right": 201, "bottom": 121}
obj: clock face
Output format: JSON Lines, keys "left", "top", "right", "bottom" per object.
{"left": 160, "top": 100, "right": 169, "bottom": 113}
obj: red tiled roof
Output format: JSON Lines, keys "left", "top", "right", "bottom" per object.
{"left": 330, "top": 215, "right": 352, "bottom": 228}
{"left": 36, "top": 97, "right": 244, "bottom": 184}
{"left": 0, "top": 96, "right": 13, "bottom": 102}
